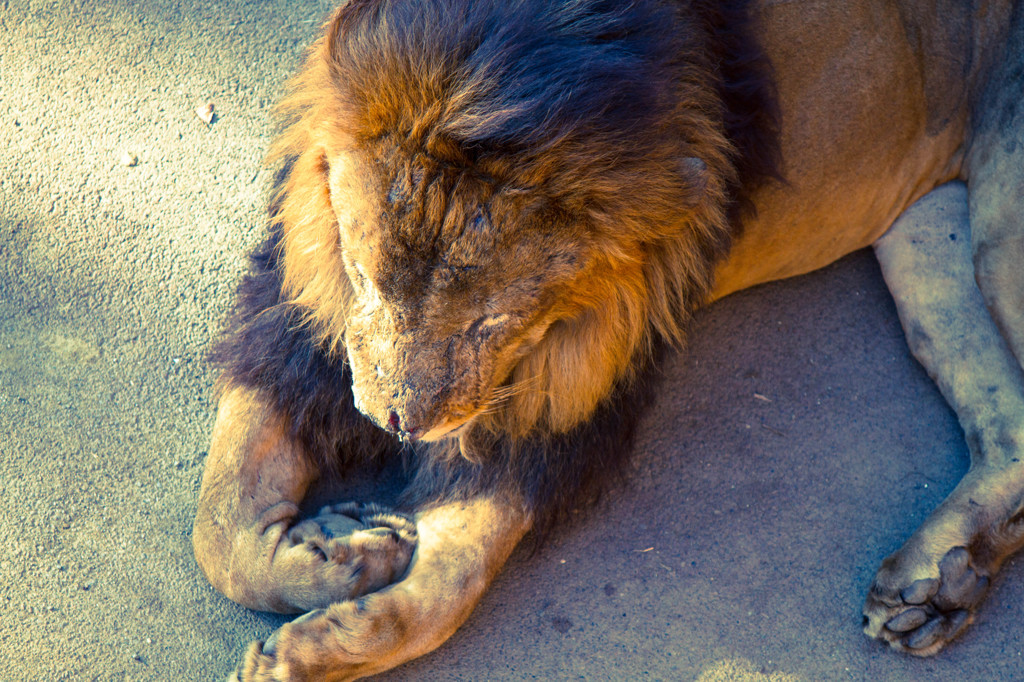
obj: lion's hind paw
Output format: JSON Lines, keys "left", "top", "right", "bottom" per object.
{"left": 286, "top": 502, "right": 417, "bottom": 601}
{"left": 863, "top": 546, "right": 989, "bottom": 656}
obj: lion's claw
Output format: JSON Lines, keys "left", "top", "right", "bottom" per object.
{"left": 864, "top": 546, "right": 989, "bottom": 656}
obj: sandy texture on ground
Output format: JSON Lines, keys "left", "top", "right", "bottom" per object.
{"left": 2, "top": 1, "right": 1022, "bottom": 680}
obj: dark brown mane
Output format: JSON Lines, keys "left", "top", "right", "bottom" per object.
{"left": 311, "top": 0, "right": 779, "bottom": 227}
{"left": 694, "top": 0, "right": 783, "bottom": 220}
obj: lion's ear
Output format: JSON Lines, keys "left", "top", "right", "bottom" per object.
{"left": 679, "top": 156, "right": 709, "bottom": 206}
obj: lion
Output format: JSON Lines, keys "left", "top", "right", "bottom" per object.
{"left": 191, "top": 0, "right": 1024, "bottom": 679}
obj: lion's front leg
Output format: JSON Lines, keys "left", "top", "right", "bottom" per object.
{"left": 866, "top": 182, "right": 1024, "bottom": 655}
{"left": 230, "top": 495, "right": 532, "bottom": 682}
{"left": 193, "top": 385, "right": 416, "bottom": 614}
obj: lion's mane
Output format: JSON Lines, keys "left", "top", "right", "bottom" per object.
{"left": 213, "top": 0, "right": 778, "bottom": 526}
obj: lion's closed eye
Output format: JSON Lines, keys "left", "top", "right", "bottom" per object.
{"left": 467, "top": 313, "right": 510, "bottom": 336}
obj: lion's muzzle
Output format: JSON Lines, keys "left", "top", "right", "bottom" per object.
{"left": 346, "top": 320, "right": 482, "bottom": 443}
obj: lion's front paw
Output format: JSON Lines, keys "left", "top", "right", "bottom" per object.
{"left": 232, "top": 603, "right": 396, "bottom": 682}
{"left": 284, "top": 502, "right": 417, "bottom": 602}
{"left": 863, "top": 546, "right": 990, "bottom": 655}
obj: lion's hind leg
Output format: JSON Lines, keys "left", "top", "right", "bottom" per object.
{"left": 193, "top": 385, "right": 417, "bottom": 615}
{"left": 864, "top": 182, "right": 1024, "bottom": 655}
{"left": 966, "top": 4, "right": 1024, "bottom": 369}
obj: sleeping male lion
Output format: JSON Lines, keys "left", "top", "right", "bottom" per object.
{"left": 193, "top": 0, "right": 1024, "bottom": 679}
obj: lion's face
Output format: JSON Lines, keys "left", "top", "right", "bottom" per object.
{"left": 328, "top": 147, "right": 591, "bottom": 442}
{"left": 269, "top": 0, "right": 738, "bottom": 444}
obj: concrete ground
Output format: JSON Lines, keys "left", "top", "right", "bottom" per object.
{"left": 2, "top": 1, "right": 1022, "bottom": 680}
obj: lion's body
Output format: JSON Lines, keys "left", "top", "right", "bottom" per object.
{"left": 192, "top": 1, "right": 1024, "bottom": 678}
{"left": 716, "top": 0, "right": 1008, "bottom": 297}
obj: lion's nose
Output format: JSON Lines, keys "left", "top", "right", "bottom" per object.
{"left": 386, "top": 410, "right": 422, "bottom": 442}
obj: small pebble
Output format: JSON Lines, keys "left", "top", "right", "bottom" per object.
{"left": 195, "top": 103, "right": 214, "bottom": 124}
{"left": 120, "top": 151, "right": 138, "bottom": 167}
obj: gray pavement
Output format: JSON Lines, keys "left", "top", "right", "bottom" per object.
{"left": 2, "top": 2, "right": 1022, "bottom": 680}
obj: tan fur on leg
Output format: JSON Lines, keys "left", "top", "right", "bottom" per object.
{"left": 866, "top": 183, "right": 1024, "bottom": 655}
{"left": 194, "top": 386, "right": 416, "bottom": 615}
{"left": 232, "top": 495, "right": 532, "bottom": 681}
{"left": 966, "top": 7, "right": 1024, "bottom": 368}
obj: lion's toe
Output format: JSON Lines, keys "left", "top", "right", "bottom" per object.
{"left": 864, "top": 546, "right": 988, "bottom": 656}
{"left": 232, "top": 639, "right": 279, "bottom": 682}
